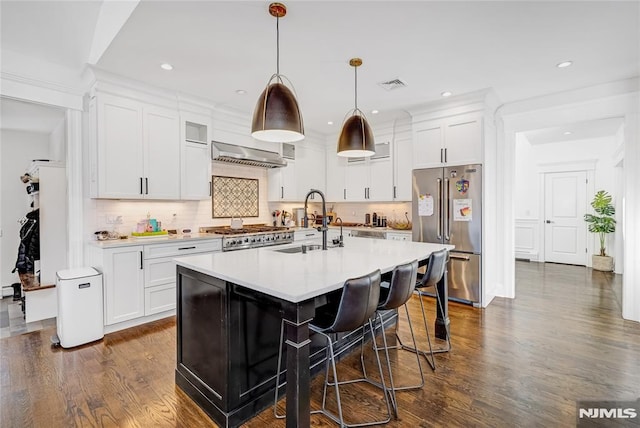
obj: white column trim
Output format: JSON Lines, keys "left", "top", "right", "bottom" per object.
{"left": 66, "top": 109, "right": 84, "bottom": 268}
{"left": 622, "top": 110, "right": 639, "bottom": 322}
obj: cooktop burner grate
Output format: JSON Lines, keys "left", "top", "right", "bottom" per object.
{"left": 199, "top": 225, "right": 289, "bottom": 235}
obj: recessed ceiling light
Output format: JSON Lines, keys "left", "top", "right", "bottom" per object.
{"left": 441, "top": 91, "right": 452, "bottom": 97}
{"left": 371, "top": 110, "right": 379, "bottom": 115}
{"left": 235, "top": 89, "right": 247, "bottom": 95}
{"left": 563, "top": 131, "right": 572, "bottom": 135}
{"left": 556, "top": 61, "right": 573, "bottom": 68}
{"left": 160, "top": 63, "right": 173, "bottom": 71}
{"left": 327, "top": 121, "right": 334, "bottom": 125}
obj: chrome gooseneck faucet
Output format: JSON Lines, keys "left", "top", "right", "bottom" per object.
{"left": 303, "top": 189, "right": 327, "bottom": 250}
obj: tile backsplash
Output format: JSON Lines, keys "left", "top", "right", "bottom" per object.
{"left": 85, "top": 162, "right": 272, "bottom": 239}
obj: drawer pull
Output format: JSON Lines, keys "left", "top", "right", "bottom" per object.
{"left": 178, "top": 246, "right": 196, "bottom": 250}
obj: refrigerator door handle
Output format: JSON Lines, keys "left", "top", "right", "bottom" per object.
{"left": 444, "top": 177, "right": 451, "bottom": 241}
{"left": 436, "top": 178, "right": 442, "bottom": 240}
{"left": 449, "top": 253, "right": 471, "bottom": 261}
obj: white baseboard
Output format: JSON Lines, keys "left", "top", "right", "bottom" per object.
{"left": 515, "top": 250, "right": 539, "bottom": 261}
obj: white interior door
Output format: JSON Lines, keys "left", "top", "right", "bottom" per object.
{"left": 544, "top": 171, "right": 587, "bottom": 265}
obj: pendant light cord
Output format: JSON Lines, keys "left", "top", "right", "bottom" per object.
{"left": 276, "top": 16, "right": 280, "bottom": 75}
{"left": 354, "top": 66, "right": 358, "bottom": 110}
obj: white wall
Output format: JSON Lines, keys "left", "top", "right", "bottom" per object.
{"left": 0, "top": 130, "right": 50, "bottom": 288}
{"left": 514, "top": 133, "right": 620, "bottom": 263}
{"left": 49, "top": 119, "right": 66, "bottom": 161}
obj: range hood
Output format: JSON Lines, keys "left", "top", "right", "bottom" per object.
{"left": 211, "top": 141, "right": 287, "bottom": 168}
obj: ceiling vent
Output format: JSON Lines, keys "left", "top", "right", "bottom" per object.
{"left": 377, "top": 78, "right": 408, "bottom": 91}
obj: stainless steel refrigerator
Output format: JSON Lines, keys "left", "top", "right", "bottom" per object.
{"left": 412, "top": 165, "right": 482, "bottom": 305}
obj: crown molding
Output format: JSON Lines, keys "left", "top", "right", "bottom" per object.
{"left": 1, "top": 71, "right": 86, "bottom": 110}
{"left": 407, "top": 88, "right": 500, "bottom": 121}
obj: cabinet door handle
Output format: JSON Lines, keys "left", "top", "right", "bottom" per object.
{"left": 209, "top": 181, "right": 212, "bottom": 197}
{"left": 178, "top": 246, "right": 196, "bottom": 250}
{"left": 139, "top": 251, "right": 143, "bottom": 270}
{"left": 445, "top": 148, "right": 448, "bottom": 163}
{"left": 440, "top": 148, "right": 443, "bottom": 163}
{"left": 139, "top": 177, "right": 143, "bottom": 195}
{"left": 145, "top": 178, "right": 149, "bottom": 195}
{"left": 281, "top": 186, "right": 284, "bottom": 199}
{"left": 344, "top": 189, "right": 346, "bottom": 200}
{"left": 393, "top": 186, "right": 397, "bottom": 199}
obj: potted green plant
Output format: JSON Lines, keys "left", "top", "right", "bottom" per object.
{"left": 584, "top": 190, "right": 616, "bottom": 271}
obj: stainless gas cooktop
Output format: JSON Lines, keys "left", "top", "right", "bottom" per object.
{"left": 199, "top": 225, "right": 294, "bottom": 252}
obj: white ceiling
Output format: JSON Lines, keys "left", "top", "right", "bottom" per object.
{"left": 522, "top": 117, "right": 624, "bottom": 145}
{"left": 0, "top": 98, "right": 66, "bottom": 134}
{"left": 1, "top": 1, "right": 638, "bottom": 137}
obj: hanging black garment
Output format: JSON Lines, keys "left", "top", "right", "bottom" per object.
{"left": 13, "top": 209, "right": 40, "bottom": 274}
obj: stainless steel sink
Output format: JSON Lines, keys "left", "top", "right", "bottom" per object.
{"left": 274, "top": 244, "right": 323, "bottom": 254}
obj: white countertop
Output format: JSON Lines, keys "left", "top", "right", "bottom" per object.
{"left": 89, "top": 233, "right": 222, "bottom": 248}
{"left": 175, "top": 236, "right": 453, "bottom": 303}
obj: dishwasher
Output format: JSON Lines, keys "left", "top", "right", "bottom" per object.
{"left": 350, "top": 229, "right": 387, "bottom": 240}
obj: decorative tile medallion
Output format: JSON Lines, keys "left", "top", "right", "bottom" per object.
{"left": 212, "top": 176, "right": 259, "bottom": 218}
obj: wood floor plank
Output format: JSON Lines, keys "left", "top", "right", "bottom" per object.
{"left": 1, "top": 262, "right": 638, "bottom": 427}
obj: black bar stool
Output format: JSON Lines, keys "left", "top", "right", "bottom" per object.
{"left": 361, "top": 259, "right": 423, "bottom": 417}
{"left": 273, "top": 269, "right": 392, "bottom": 427}
{"left": 398, "top": 248, "right": 451, "bottom": 370}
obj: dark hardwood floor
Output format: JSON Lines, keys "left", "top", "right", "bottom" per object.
{"left": 1, "top": 262, "right": 637, "bottom": 427}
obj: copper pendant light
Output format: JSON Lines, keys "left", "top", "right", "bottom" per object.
{"left": 337, "top": 58, "right": 375, "bottom": 157}
{"left": 251, "top": 2, "right": 304, "bottom": 143}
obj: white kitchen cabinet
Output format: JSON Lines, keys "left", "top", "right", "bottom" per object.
{"left": 393, "top": 136, "right": 413, "bottom": 201}
{"left": 413, "top": 113, "right": 483, "bottom": 168}
{"left": 88, "top": 239, "right": 222, "bottom": 330}
{"left": 327, "top": 228, "right": 353, "bottom": 240}
{"left": 143, "top": 239, "right": 222, "bottom": 316}
{"left": 345, "top": 160, "right": 369, "bottom": 201}
{"left": 294, "top": 229, "right": 322, "bottom": 241}
{"left": 386, "top": 232, "right": 411, "bottom": 241}
{"left": 268, "top": 160, "right": 297, "bottom": 201}
{"left": 101, "top": 246, "right": 145, "bottom": 325}
{"left": 91, "top": 93, "right": 180, "bottom": 199}
{"left": 93, "top": 94, "right": 144, "bottom": 198}
{"left": 144, "top": 105, "right": 181, "bottom": 199}
{"left": 325, "top": 144, "right": 347, "bottom": 202}
{"left": 344, "top": 143, "right": 393, "bottom": 202}
{"left": 296, "top": 144, "right": 326, "bottom": 199}
{"left": 180, "top": 113, "right": 212, "bottom": 200}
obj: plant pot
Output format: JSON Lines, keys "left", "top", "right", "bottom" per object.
{"left": 592, "top": 255, "right": 614, "bottom": 272}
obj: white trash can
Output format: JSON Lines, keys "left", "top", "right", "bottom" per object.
{"left": 56, "top": 267, "right": 104, "bottom": 348}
